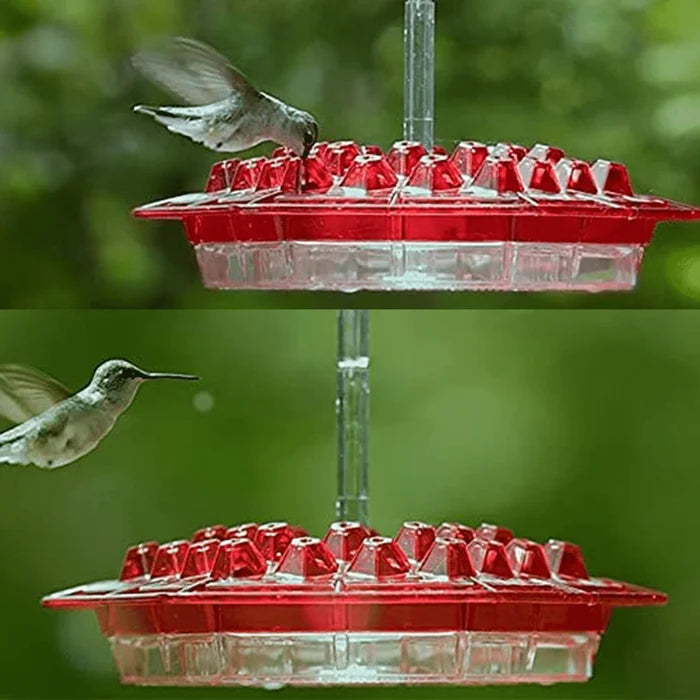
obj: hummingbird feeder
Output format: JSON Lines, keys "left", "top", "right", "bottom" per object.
{"left": 43, "top": 522, "right": 666, "bottom": 688}
{"left": 135, "top": 142, "right": 700, "bottom": 293}
{"left": 44, "top": 2, "right": 668, "bottom": 690}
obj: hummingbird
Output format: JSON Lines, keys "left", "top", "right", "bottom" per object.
{"left": 0, "top": 360, "right": 198, "bottom": 470}
{"left": 131, "top": 36, "right": 320, "bottom": 158}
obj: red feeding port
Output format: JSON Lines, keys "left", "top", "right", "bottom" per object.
{"left": 134, "top": 140, "right": 700, "bottom": 293}
{"left": 224, "top": 522, "right": 258, "bottom": 540}
{"left": 192, "top": 524, "right": 227, "bottom": 542}
{"left": 348, "top": 536, "right": 412, "bottom": 578}
{"left": 450, "top": 141, "right": 490, "bottom": 178}
{"left": 341, "top": 155, "right": 399, "bottom": 194}
{"left": 419, "top": 537, "right": 476, "bottom": 578}
{"left": 436, "top": 522, "right": 476, "bottom": 543}
{"left": 211, "top": 539, "right": 267, "bottom": 580}
{"left": 44, "top": 519, "right": 666, "bottom": 689}
{"left": 254, "top": 522, "right": 296, "bottom": 562}
{"left": 180, "top": 539, "right": 221, "bottom": 578}
{"left": 323, "top": 521, "right": 371, "bottom": 561}
{"left": 149, "top": 540, "right": 190, "bottom": 579}
{"left": 394, "top": 521, "right": 437, "bottom": 561}
{"left": 119, "top": 542, "right": 158, "bottom": 581}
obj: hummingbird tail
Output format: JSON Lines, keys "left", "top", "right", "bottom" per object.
{"left": 134, "top": 105, "right": 211, "bottom": 147}
{"left": 134, "top": 105, "right": 161, "bottom": 118}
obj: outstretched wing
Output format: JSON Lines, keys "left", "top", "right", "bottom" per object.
{"left": 131, "top": 36, "right": 260, "bottom": 106}
{"left": 0, "top": 365, "right": 71, "bottom": 425}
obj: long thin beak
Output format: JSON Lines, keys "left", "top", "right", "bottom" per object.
{"left": 302, "top": 144, "right": 312, "bottom": 159}
{"left": 143, "top": 372, "right": 199, "bottom": 381}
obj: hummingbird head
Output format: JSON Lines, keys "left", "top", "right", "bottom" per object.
{"left": 91, "top": 360, "right": 198, "bottom": 403}
{"left": 287, "top": 111, "right": 319, "bottom": 159}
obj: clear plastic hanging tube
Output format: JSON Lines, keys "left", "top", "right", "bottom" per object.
{"left": 335, "top": 310, "right": 370, "bottom": 526}
{"left": 404, "top": 0, "right": 436, "bottom": 148}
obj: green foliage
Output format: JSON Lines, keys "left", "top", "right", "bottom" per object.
{"left": 3, "top": 0, "right": 700, "bottom": 307}
{"left": 0, "top": 311, "right": 699, "bottom": 698}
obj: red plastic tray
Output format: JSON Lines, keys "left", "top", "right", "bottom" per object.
{"left": 135, "top": 140, "right": 700, "bottom": 246}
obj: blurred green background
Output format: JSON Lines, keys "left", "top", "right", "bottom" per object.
{"left": 0, "top": 310, "right": 697, "bottom": 698}
{"left": 4, "top": 0, "right": 700, "bottom": 308}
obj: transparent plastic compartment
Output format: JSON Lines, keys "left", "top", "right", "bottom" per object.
{"left": 43, "top": 521, "right": 666, "bottom": 688}
{"left": 134, "top": 140, "right": 700, "bottom": 292}
{"left": 108, "top": 631, "right": 600, "bottom": 688}
{"left": 194, "top": 241, "right": 643, "bottom": 292}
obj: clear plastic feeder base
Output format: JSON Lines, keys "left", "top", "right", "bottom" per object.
{"left": 110, "top": 631, "right": 599, "bottom": 688}
{"left": 195, "top": 241, "right": 643, "bottom": 293}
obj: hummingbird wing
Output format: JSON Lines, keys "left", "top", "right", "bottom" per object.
{"left": 0, "top": 365, "right": 71, "bottom": 425}
{"left": 131, "top": 36, "right": 261, "bottom": 106}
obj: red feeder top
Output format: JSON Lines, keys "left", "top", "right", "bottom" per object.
{"left": 43, "top": 520, "right": 666, "bottom": 637}
{"left": 134, "top": 140, "right": 700, "bottom": 246}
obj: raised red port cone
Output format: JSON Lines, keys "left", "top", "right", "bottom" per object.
{"left": 134, "top": 140, "right": 700, "bottom": 293}
{"left": 43, "top": 520, "right": 665, "bottom": 688}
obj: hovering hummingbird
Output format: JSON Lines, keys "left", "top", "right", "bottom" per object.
{"left": 131, "top": 36, "right": 319, "bottom": 157}
{"left": 0, "top": 360, "right": 198, "bottom": 470}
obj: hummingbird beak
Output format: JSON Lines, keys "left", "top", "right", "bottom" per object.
{"left": 143, "top": 372, "right": 199, "bottom": 382}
